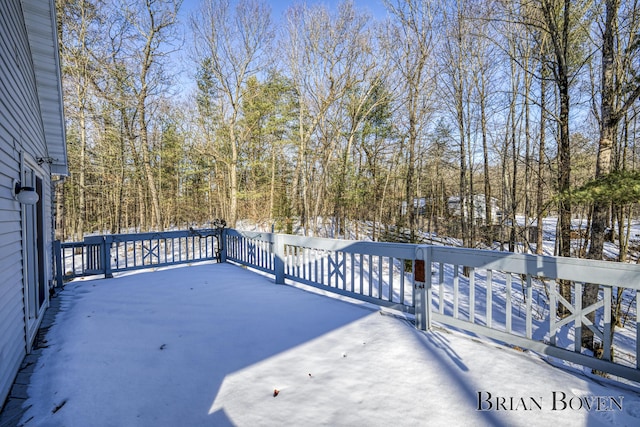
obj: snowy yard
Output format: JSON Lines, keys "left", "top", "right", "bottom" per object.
{"left": 19, "top": 262, "right": 640, "bottom": 426}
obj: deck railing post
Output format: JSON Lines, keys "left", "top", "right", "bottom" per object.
{"left": 219, "top": 229, "right": 227, "bottom": 263}
{"left": 273, "top": 233, "right": 285, "bottom": 284}
{"left": 53, "top": 240, "right": 63, "bottom": 288}
{"left": 414, "top": 245, "right": 432, "bottom": 331}
{"left": 104, "top": 236, "right": 113, "bottom": 278}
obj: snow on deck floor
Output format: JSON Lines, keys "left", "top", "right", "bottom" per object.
{"left": 21, "top": 263, "right": 640, "bottom": 426}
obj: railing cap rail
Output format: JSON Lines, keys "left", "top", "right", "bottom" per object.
{"left": 417, "top": 244, "right": 640, "bottom": 289}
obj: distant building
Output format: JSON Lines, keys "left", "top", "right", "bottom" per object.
{"left": 447, "top": 194, "right": 500, "bottom": 225}
{"left": 400, "top": 197, "right": 428, "bottom": 216}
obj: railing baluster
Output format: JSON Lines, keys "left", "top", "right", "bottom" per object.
{"left": 526, "top": 275, "right": 532, "bottom": 339}
{"left": 378, "top": 255, "right": 383, "bottom": 298}
{"left": 550, "top": 279, "right": 557, "bottom": 346}
{"left": 340, "top": 251, "right": 345, "bottom": 290}
{"left": 319, "top": 249, "right": 324, "bottom": 285}
{"left": 388, "top": 257, "right": 393, "bottom": 302}
{"left": 469, "top": 267, "right": 475, "bottom": 323}
{"left": 290, "top": 245, "right": 294, "bottom": 277}
{"left": 486, "top": 269, "right": 493, "bottom": 328}
{"left": 295, "top": 245, "right": 299, "bottom": 276}
{"left": 338, "top": 251, "right": 343, "bottom": 289}
{"left": 439, "top": 263, "right": 445, "bottom": 315}
{"left": 313, "top": 249, "right": 318, "bottom": 282}
{"left": 368, "top": 254, "right": 373, "bottom": 296}
{"left": 258, "top": 240, "right": 262, "bottom": 267}
{"left": 506, "top": 273, "right": 512, "bottom": 333}
{"left": 313, "top": 248, "right": 318, "bottom": 281}
{"left": 113, "top": 242, "right": 118, "bottom": 270}
{"left": 350, "top": 253, "right": 355, "bottom": 293}
{"left": 399, "top": 258, "right": 405, "bottom": 304}
{"left": 300, "top": 246, "right": 305, "bottom": 280}
{"left": 328, "top": 251, "right": 333, "bottom": 287}
{"left": 358, "top": 253, "right": 364, "bottom": 295}
{"left": 453, "top": 264, "right": 459, "bottom": 318}
{"left": 603, "top": 286, "right": 612, "bottom": 361}
{"left": 301, "top": 246, "right": 306, "bottom": 280}
{"left": 575, "top": 282, "right": 582, "bottom": 353}
{"left": 201, "top": 237, "right": 211, "bottom": 258}
{"left": 637, "top": 290, "right": 640, "bottom": 370}
{"left": 283, "top": 244, "right": 289, "bottom": 274}
{"left": 328, "top": 251, "right": 334, "bottom": 287}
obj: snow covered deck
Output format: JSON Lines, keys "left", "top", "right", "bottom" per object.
{"left": 14, "top": 263, "right": 640, "bottom": 426}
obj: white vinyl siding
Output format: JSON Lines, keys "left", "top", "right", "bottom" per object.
{"left": 0, "top": 0, "right": 57, "bottom": 406}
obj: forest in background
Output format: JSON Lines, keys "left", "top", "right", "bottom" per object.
{"left": 55, "top": 0, "right": 640, "bottom": 264}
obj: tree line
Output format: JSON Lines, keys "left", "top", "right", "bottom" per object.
{"left": 56, "top": 0, "right": 640, "bottom": 262}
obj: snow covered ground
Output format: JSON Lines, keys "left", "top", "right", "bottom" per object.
{"left": 19, "top": 262, "right": 640, "bottom": 426}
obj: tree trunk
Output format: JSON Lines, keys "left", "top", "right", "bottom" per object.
{"left": 138, "top": 106, "right": 163, "bottom": 231}
{"left": 480, "top": 76, "right": 491, "bottom": 232}
{"left": 77, "top": 105, "right": 86, "bottom": 241}
{"left": 536, "top": 67, "right": 547, "bottom": 255}
{"left": 509, "top": 52, "right": 518, "bottom": 253}
{"left": 583, "top": 0, "right": 618, "bottom": 349}
{"left": 228, "top": 121, "right": 239, "bottom": 228}
{"left": 406, "top": 100, "right": 417, "bottom": 243}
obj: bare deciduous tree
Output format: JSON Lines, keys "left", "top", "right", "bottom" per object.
{"left": 383, "top": 0, "right": 437, "bottom": 243}
{"left": 191, "top": 0, "right": 273, "bottom": 228}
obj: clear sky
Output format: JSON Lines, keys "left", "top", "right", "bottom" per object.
{"left": 179, "top": 0, "right": 388, "bottom": 23}
{"left": 172, "top": 0, "right": 389, "bottom": 93}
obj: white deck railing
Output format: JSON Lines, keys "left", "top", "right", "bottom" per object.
{"left": 54, "top": 228, "right": 640, "bottom": 382}
{"left": 225, "top": 229, "right": 640, "bottom": 383}
{"left": 54, "top": 229, "right": 223, "bottom": 281}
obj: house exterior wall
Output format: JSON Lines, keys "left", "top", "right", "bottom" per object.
{"left": 0, "top": 0, "right": 57, "bottom": 407}
{"left": 447, "top": 194, "right": 500, "bottom": 225}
